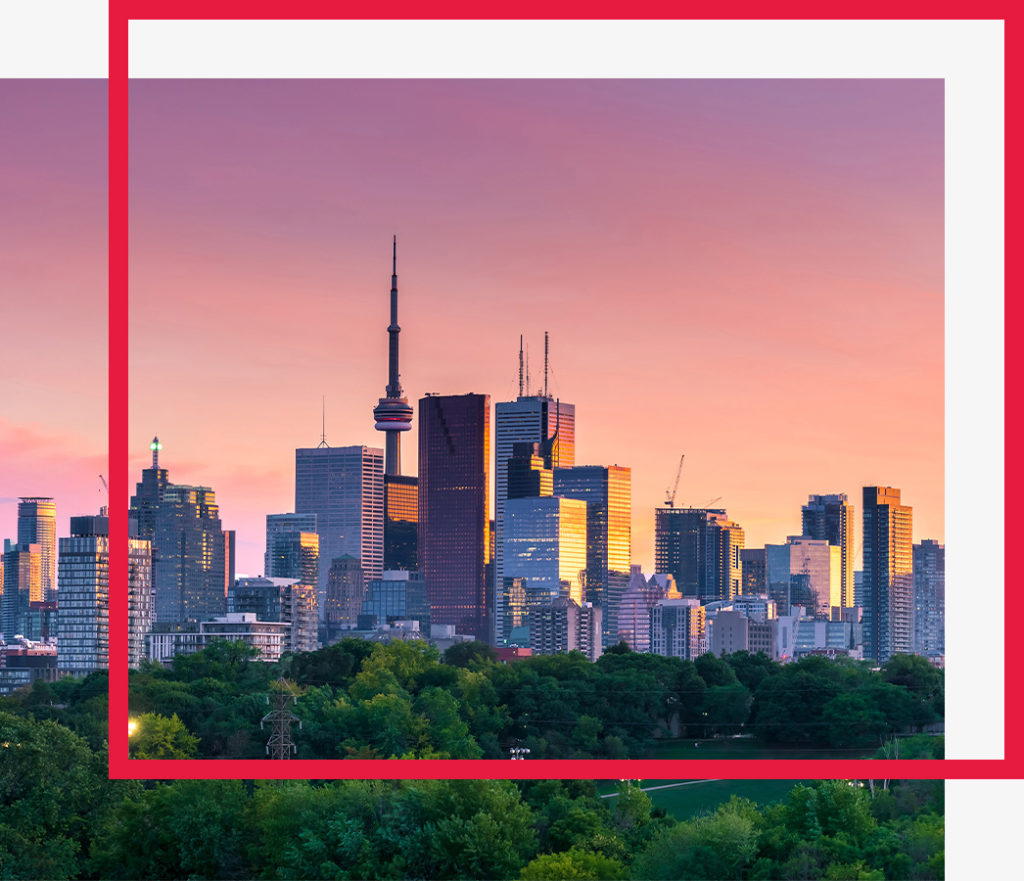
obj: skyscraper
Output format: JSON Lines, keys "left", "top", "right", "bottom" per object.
{"left": 503, "top": 495, "right": 587, "bottom": 639}
{"left": 802, "top": 493, "right": 855, "bottom": 608}
{"left": 493, "top": 358, "right": 575, "bottom": 642}
{"left": 383, "top": 475, "right": 418, "bottom": 571}
{"left": 862, "top": 486, "right": 914, "bottom": 663}
{"left": 264, "top": 513, "right": 317, "bottom": 576}
{"left": 56, "top": 513, "right": 109, "bottom": 674}
{"left": 264, "top": 514, "right": 320, "bottom": 621}
{"left": 324, "top": 555, "right": 365, "bottom": 633}
{"left": 17, "top": 498, "right": 56, "bottom": 601}
{"left": 130, "top": 440, "right": 231, "bottom": 625}
{"left": 553, "top": 464, "right": 631, "bottom": 648}
{"left": 294, "top": 445, "right": 384, "bottom": 591}
{"left": 655, "top": 507, "right": 744, "bottom": 602}
{"left": 2, "top": 541, "right": 41, "bottom": 639}
{"left": 913, "top": 539, "right": 944, "bottom": 657}
{"left": 765, "top": 536, "right": 842, "bottom": 618}
{"left": 418, "top": 393, "right": 490, "bottom": 640}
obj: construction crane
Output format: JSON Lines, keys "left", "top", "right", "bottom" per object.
{"left": 665, "top": 454, "right": 685, "bottom": 507}
{"left": 703, "top": 496, "right": 722, "bottom": 508}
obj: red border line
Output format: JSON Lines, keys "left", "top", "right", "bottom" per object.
{"left": 110, "top": 4, "right": 1014, "bottom": 780}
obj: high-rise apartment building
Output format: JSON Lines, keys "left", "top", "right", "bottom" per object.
{"left": 649, "top": 598, "right": 706, "bottom": 660}
{"left": 502, "top": 495, "right": 587, "bottom": 640}
{"left": 553, "top": 464, "right": 631, "bottom": 648}
{"left": 17, "top": 498, "right": 56, "bottom": 601}
{"left": 530, "top": 596, "right": 602, "bottom": 662}
{"left": 655, "top": 507, "right": 744, "bottom": 602}
{"left": 127, "top": 533, "right": 153, "bottom": 670}
{"left": 294, "top": 445, "right": 384, "bottom": 591}
{"left": 802, "top": 493, "right": 855, "bottom": 608}
{"left": 418, "top": 393, "right": 491, "bottom": 640}
{"left": 264, "top": 516, "right": 320, "bottom": 625}
{"left": 862, "top": 486, "right": 914, "bottom": 663}
{"left": 2, "top": 542, "right": 41, "bottom": 639}
{"left": 494, "top": 389, "right": 574, "bottom": 642}
{"left": 229, "top": 576, "right": 318, "bottom": 653}
{"left": 913, "top": 539, "right": 944, "bottom": 657}
{"left": 56, "top": 514, "right": 109, "bottom": 674}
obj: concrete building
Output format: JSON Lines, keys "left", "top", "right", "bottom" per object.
{"left": 148, "top": 613, "right": 289, "bottom": 665}
{"left": 229, "top": 576, "right": 318, "bottom": 654}
{"left": 324, "top": 555, "right": 365, "bottom": 634}
{"left": 913, "top": 539, "right": 945, "bottom": 657}
{"left": 862, "top": 486, "right": 914, "bottom": 663}
{"left": 655, "top": 507, "right": 744, "bottom": 602}
{"left": 616, "top": 567, "right": 680, "bottom": 651}
{"left": 649, "top": 598, "right": 706, "bottom": 660}
{"left": 294, "top": 444, "right": 384, "bottom": 592}
{"left": 419, "top": 393, "right": 491, "bottom": 641}
{"left": 530, "top": 596, "right": 602, "bottom": 662}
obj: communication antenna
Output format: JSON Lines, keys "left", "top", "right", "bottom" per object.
{"left": 544, "top": 331, "right": 549, "bottom": 398}
{"left": 317, "top": 396, "right": 329, "bottom": 448}
{"left": 518, "top": 335, "right": 524, "bottom": 397}
{"left": 261, "top": 678, "right": 302, "bottom": 759}
{"left": 525, "top": 343, "right": 531, "bottom": 396}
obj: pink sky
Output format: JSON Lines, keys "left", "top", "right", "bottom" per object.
{"left": 126, "top": 79, "right": 943, "bottom": 575}
{"left": 0, "top": 80, "right": 107, "bottom": 540}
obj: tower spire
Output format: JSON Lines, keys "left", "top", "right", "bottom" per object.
{"left": 373, "top": 236, "right": 414, "bottom": 476}
{"left": 544, "top": 330, "right": 549, "bottom": 398}
{"left": 149, "top": 436, "right": 162, "bottom": 469}
{"left": 318, "top": 396, "right": 329, "bottom": 447}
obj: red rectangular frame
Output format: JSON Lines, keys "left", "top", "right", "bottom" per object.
{"left": 107, "top": 1, "right": 1020, "bottom": 780}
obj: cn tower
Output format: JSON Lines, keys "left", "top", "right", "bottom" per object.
{"left": 372, "top": 236, "right": 414, "bottom": 476}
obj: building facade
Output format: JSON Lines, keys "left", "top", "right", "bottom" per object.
{"left": 765, "top": 537, "right": 841, "bottom": 618}
{"left": 383, "top": 474, "right": 418, "bottom": 571}
{"left": 295, "top": 445, "right": 384, "bottom": 592}
{"left": 530, "top": 596, "right": 602, "bottom": 662}
{"left": 56, "top": 514, "right": 109, "bottom": 674}
{"left": 493, "top": 395, "right": 575, "bottom": 643}
{"left": 324, "top": 555, "right": 365, "bottom": 634}
{"left": 229, "top": 576, "right": 318, "bottom": 654}
{"left": 913, "top": 539, "right": 945, "bottom": 657}
{"left": 553, "top": 464, "right": 631, "bottom": 648}
{"left": 655, "top": 507, "right": 744, "bottom": 602}
{"left": 418, "top": 393, "right": 491, "bottom": 641}
{"left": 649, "top": 598, "right": 706, "bottom": 660}
{"left": 862, "top": 486, "right": 914, "bottom": 663}
{"left": 2, "top": 542, "right": 41, "bottom": 639}
{"left": 362, "top": 570, "right": 429, "bottom": 630}
{"left": 802, "top": 493, "right": 855, "bottom": 608}
{"left": 17, "top": 498, "right": 56, "bottom": 601}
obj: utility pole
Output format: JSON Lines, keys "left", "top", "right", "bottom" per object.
{"left": 261, "top": 678, "right": 301, "bottom": 759}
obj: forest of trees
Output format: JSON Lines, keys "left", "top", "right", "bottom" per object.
{"left": 63, "top": 638, "right": 949, "bottom": 760}
{"left": 0, "top": 702, "right": 943, "bottom": 880}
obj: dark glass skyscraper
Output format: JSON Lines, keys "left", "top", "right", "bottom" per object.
{"left": 553, "top": 465, "right": 631, "bottom": 648}
{"left": 862, "top": 486, "right": 913, "bottom": 663}
{"left": 913, "top": 539, "right": 944, "bottom": 657}
{"left": 655, "top": 507, "right": 744, "bottom": 602}
{"left": 418, "top": 393, "right": 491, "bottom": 640}
{"left": 802, "top": 493, "right": 855, "bottom": 608}
{"left": 383, "top": 474, "right": 418, "bottom": 571}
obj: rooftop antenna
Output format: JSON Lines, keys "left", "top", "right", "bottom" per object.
{"left": 544, "top": 331, "right": 549, "bottom": 398}
{"left": 518, "top": 335, "right": 524, "bottom": 397}
{"left": 317, "top": 396, "right": 329, "bottom": 448}
{"left": 149, "top": 436, "right": 162, "bottom": 469}
{"left": 525, "top": 343, "right": 531, "bottom": 397}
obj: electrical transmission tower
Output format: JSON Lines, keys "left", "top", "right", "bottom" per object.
{"left": 261, "top": 678, "right": 301, "bottom": 759}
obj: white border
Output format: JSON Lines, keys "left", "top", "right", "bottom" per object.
{"left": 128, "top": 17, "right": 1005, "bottom": 761}
{"left": 0, "top": 0, "right": 107, "bottom": 77}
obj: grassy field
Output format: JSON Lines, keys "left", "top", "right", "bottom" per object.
{"left": 599, "top": 779, "right": 801, "bottom": 820}
{"left": 644, "top": 737, "right": 873, "bottom": 761}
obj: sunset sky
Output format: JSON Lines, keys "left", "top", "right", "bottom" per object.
{"left": 0, "top": 80, "right": 107, "bottom": 539}
{"left": 10, "top": 77, "right": 942, "bottom": 576}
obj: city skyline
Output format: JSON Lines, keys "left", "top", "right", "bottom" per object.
{"left": 127, "top": 79, "right": 944, "bottom": 575}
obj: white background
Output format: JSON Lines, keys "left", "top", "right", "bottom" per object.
{"left": 2, "top": 2, "right": 1011, "bottom": 876}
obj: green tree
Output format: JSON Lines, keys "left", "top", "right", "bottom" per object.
{"left": 521, "top": 847, "right": 628, "bottom": 880}
{"left": 444, "top": 640, "right": 498, "bottom": 668}
{"left": 129, "top": 711, "right": 200, "bottom": 759}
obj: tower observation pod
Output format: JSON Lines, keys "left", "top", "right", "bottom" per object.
{"left": 372, "top": 237, "right": 414, "bottom": 476}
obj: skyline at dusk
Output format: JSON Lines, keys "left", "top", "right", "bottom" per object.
{"left": 128, "top": 78, "right": 944, "bottom": 575}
